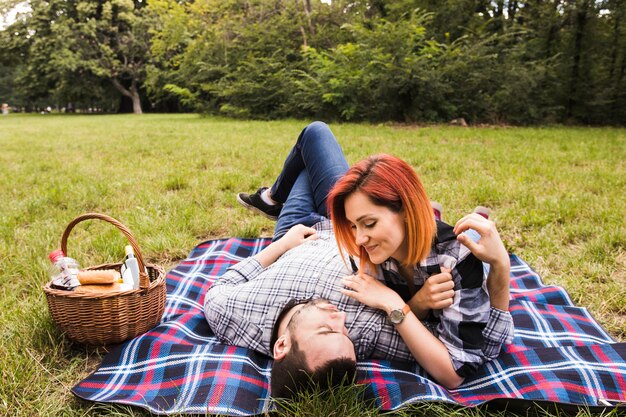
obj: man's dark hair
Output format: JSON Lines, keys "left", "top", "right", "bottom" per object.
{"left": 270, "top": 340, "right": 357, "bottom": 400}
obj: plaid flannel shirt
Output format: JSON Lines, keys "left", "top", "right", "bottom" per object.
{"left": 204, "top": 220, "right": 513, "bottom": 377}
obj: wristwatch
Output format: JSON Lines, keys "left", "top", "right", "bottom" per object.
{"left": 388, "top": 304, "right": 411, "bottom": 325}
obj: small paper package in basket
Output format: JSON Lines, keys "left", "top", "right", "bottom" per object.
{"left": 43, "top": 213, "right": 167, "bottom": 346}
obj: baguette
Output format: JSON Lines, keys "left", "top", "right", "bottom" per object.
{"left": 74, "top": 282, "right": 128, "bottom": 294}
{"left": 77, "top": 269, "right": 120, "bottom": 285}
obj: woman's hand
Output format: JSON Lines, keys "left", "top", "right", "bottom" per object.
{"left": 343, "top": 273, "right": 465, "bottom": 389}
{"left": 453, "top": 213, "right": 511, "bottom": 311}
{"left": 453, "top": 213, "right": 508, "bottom": 269}
{"left": 410, "top": 268, "right": 455, "bottom": 317}
{"left": 341, "top": 272, "right": 404, "bottom": 314}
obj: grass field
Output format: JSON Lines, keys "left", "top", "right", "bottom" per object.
{"left": 0, "top": 114, "right": 624, "bottom": 416}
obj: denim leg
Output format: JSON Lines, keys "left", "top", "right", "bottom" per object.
{"left": 271, "top": 122, "right": 350, "bottom": 240}
{"left": 273, "top": 171, "right": 323, "bottom": 240}
{"left": 270, "top": 121, "right": 349, "bottom": 215}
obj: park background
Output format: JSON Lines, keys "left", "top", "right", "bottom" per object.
{"left": 0, "top": 0, "right": 625, "bottom": 416}
{"left": 1, "top": 0, "right": 625, "bottom": 125}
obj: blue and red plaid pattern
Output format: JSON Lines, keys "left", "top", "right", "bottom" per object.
{"left": 72, "top": 239, "right": 626, "bottom": 415}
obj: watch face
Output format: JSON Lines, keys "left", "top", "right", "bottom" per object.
{"left": 389, "top": 309, "right": 404, "bottom": 324}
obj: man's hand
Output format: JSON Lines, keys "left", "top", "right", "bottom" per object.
{"left": 278, "top": 224, "right": 319, "bottom": 253}
{"left": 410, "top": 268, "right": 455, "bottom": 318}
{"left": 254, "top": 224, "right": 318, "bottom": 268}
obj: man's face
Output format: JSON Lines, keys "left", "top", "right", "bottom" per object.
{"left": 288, "top": 299, "right": 356, "bottom": 369}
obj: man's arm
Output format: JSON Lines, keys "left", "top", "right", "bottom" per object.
{"left": 203, "top": 224, "right": 319, "bottom": 357}
{"left": 254, "top": 225, "right": 318, "bottom": 268}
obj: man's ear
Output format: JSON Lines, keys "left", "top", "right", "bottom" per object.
{"left": 273, "top": 334, "right": 292, "bottom": 360}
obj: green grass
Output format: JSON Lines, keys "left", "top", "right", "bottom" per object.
{"left": 0, "top": 114, "right": 624, "bottom": 416}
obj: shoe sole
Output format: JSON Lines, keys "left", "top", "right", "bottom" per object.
{"left": 236, "top": 194, "right": 279, "bottom": 221}
{"left": 430, "top": 201, "right": 443, "bottom": 221}
{"left": 473, "top": 206, "right": 490, "bottom": 219}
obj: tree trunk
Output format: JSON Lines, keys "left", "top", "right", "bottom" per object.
{"left": 112, "top": 77, "right": 143, "bottom": 114}
{"left": 609, "top": 3, "right": 621, "bottom": 80}
{"left": 508, "top": 1, "right": 518, "bottom": 23}
{"left": 299, "top": 25, "right": 308, "bottom": 48}
{"left": 495, "top": 0, "right": 504, "bottom": 18}
{"left": 130, "top": 83, "right": 142, "bottom": 115}
{"left": 494, "top": 0, "right": 504, "bottom": 32}
{"left": 566, "top": 0, "right": 590, "bottom": 120}
{"left": 302, "top": 0, "right": 314, "bottom": 36}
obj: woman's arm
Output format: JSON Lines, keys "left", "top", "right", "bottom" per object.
{"left": 393, "top": 306, "right": 465, "bottom": 389}
{"left": 453, "top": 213, "right": 510, "bottom": 311}
{"left": 341, "top": 273, "right": 464, "bottom": 389}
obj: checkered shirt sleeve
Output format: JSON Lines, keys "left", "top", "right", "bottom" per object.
{"left": 204, "top": 257, "right": 273, "bottom": 356}
{"left": 482, "top": 307, "right": 514, "bottom": 359}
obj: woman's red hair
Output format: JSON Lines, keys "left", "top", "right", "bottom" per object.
{"left": 327, "top": 154, "right": 435, "bottom": 272}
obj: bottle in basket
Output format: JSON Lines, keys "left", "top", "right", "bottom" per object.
{"left": 121, "top": 245, "right": 140, "bottom": 289}
{"left": 48, "top": 249, "right": 81, "bottom": 290}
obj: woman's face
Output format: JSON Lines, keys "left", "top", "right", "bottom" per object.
{"left": 344, "top": 190, "right": 408, "bottom": 265}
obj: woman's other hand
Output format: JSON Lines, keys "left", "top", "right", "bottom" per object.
{"left": 410, "top": 268, "right": 455, "bottom": 318}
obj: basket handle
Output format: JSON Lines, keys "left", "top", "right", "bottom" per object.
{"left": 60, "top": 213, "right": 150, "bottom": 290}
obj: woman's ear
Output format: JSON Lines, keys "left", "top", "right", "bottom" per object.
{"left": 273, "top": 334, "right": 292, "bottom": 360}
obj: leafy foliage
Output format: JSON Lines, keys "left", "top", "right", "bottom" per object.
{"left": 2, "top": 0, "right": 152, "bottom": 113}
{"left": 2, "top": 0, "right": 625, "bottom": 123}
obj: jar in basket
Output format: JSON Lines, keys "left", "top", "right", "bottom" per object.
{"left": 48, "top": 249, "right": 81, "bottom": 290}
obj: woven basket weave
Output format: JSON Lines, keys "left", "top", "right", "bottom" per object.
{"left": 43, "top": 213, "right": 166, "bottom": 346}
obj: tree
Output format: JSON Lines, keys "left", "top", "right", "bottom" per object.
{"left": 65, "top": 0, "right": 152, "bottom": 114}
{"left": 2, "top": 0, "right": 152, "bottom": 113}
{"left": 5, "top": 0, "right": 619, "bottom": 123}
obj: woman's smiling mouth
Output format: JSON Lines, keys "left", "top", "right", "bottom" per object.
{"left": 365, "top": 244, "right": 378, "bottom": 253}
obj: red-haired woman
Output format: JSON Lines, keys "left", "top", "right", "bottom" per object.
{"left": 237, "top": 121, "right": 513, "bottom": 388}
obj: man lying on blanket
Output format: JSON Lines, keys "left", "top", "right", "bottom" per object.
{"left": 204, "top": 220, "right": 513, "bottom": 399}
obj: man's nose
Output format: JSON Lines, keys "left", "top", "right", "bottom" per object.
{"left": 329, "top": 311, "right": 347, "bottom": 329}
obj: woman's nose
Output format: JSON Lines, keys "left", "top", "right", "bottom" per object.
{"left": 355, "top": 228, "right": 368, "bottom": 246}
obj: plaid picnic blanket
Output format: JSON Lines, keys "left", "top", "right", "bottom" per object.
{"left": 72, "top": 238, "right": 626, "bottom": 415}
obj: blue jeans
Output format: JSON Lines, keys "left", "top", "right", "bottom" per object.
{"left": 272, "top": 122, "right": 350, "bottom": 240}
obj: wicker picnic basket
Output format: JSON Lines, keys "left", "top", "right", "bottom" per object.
{"left": 43, "top": 213, "right": 166, "bottom": 346}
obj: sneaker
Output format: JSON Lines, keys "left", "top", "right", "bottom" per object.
{"left": 473, "top": 206, "right": 490, "bottom": 219}
{"left": 237, "top": 187, "right": 282, "bottom": 220}
{"left": 431, "top": 201, "right": 443, "bottom": 221}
